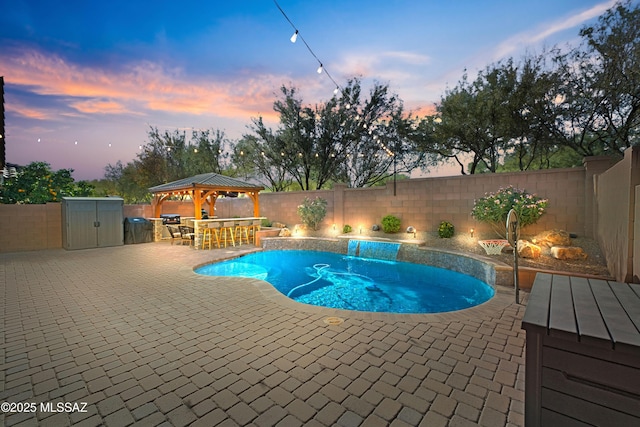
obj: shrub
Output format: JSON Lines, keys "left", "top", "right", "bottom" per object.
{"left": 381, "top": 215, "right": 401, "bottom": 233}
{"left": 342, "top": 224, "right": 353, "bottom": 233}
{"left": 296, "top": 197, "right": 327, "bottom": 231}
{"left": 438, "top": 221, "right": 455, "bottom": 238}
{"left": 261, "top": 218, "right": 272, "bottom": 227}
{"left": 471, "top": 186, "right": 548, "bottom": 237}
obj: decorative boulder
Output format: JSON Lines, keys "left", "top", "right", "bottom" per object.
{"left": 517, "top": 240, "right": 541, "bottom": 259}
{"left": 272, "top": 222, "right": 287, "bottom": 229}
{"left": 533, "top": 229, "right": 572, "bottom": 247}
{"left": 279, "top": 227, "right": 292, "bottom": 237}
{"left": 551, "top": 246, "right": 588, "bottom": 260}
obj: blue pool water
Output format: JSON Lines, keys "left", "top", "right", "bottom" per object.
{"left": 195, "top": 250, "right": 494, "bottom": 314}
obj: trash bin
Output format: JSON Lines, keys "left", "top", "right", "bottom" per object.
{"left": 124, "top": 217, "right": 153, "bottom": 244}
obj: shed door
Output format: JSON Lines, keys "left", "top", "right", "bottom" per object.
{"left": 66, "top": 200, "right": 99, "bottom": 249}
{"left": 97, "top": 201, "right": 124, "bottom": 247}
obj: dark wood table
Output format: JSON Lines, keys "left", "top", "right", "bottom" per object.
{"left": 522, "top": 273, "right": 640, "bottom": 426}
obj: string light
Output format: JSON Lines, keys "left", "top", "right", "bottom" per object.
{"left": 273, "top": 0, "right": 341, "bottom": 93}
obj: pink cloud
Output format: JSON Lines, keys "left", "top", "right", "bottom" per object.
{"left": 1, "top": 48, "right": 284, "bottom": 121}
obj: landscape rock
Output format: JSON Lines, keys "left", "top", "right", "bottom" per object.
{"left": 533, "top": 229, "right": 572, "bottom": 247}
{"left": 517, "top": 240, "right": 541, "bottom": 259}
{"left": 551, "top": 246, "right": 588, "bottom": 260}
{"left": 279, "top": 227, "right": 292, "bottom": 237}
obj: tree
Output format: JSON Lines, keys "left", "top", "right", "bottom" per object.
{"left": 104, "top": 161, "right": 151, "bottom": 203}
{"left": 434, "top": 55, "right": 581, "bottom": 174}
{"left": 435, "top": 71, "right": 502, "bottom": 174}
{"left": 184, "top": 129, "right": 230, "bottom": 176}
{"left": 247, "top": 79, "right": 423, "bottom": 189}
{"left": 552, "top": 0, "right": 640, "bottom": 156}
{"left": 0, "top": 162, "right": 93, "bottom": 204}
{"left": 332, "top": 80, "right": 424, "bottom": 187}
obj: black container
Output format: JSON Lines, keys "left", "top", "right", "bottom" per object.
{"left": 124, "top": 217, "right": 153, "bottom": 244}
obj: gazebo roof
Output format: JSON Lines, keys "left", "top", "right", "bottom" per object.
{"left": 149, "top": 173, "right": 264, "bottom": 193}
{"left": 149, "top": 173, "right": 264, "bottom": 220}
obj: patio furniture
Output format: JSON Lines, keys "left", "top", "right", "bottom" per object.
{"left": 178, "top": 226, "right": 195, "bottom": 246}
{"left": 202, "top": 223, "right": 221, "bottom": 249}
{"left": 166, "top": 225, "right": 182, "bottom": 245}
{"left": 249, "top": 219, "right": 261, "bottom": 244}
{"left": 219, "top": 221, "right": 236, "bottom": 247}
{"left": 234, "top": 220, "right": 251, "bottom": 245}
{"left": 522, "top": 273, "right": 640, "bottom": 426}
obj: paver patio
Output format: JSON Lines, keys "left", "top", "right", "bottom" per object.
{"left": 1, "top": 242, "right": 528, "bottom": 426}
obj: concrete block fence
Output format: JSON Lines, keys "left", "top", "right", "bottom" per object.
{"left": 1, "top": 150, "right": 638, "bottom": 284}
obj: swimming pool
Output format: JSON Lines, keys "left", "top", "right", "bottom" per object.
{"left": 195, "top": 249, "right": 495, "bottom": 314}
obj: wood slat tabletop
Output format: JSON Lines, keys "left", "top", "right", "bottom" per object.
{"left": 522, "top": 273, "right": 640, "bottom": 351}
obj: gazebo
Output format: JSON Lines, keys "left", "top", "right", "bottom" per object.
{"left": 149, "top": 173, "right": 264, "bottom": 220}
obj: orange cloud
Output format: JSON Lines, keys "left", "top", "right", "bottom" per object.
{"left": 71, "top": 99, "right": 130, "bottom": 115}
{"left": 6, "top": 100, "right": 51, "bottom": 120}
{"left": 1, "top": 48, "right": 286, "bottom": 122}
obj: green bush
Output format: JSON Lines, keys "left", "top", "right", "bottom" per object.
{"left": 296, "top": 197, "right": 327, "bottom": 231}
{"left": 381, "top": 215, "right": 401, "bottom": 233}
{"left": 261, "top": 218, "right": 272, "bottom": 227}
{"left": 342, "top": 224, "right": 353, "bottom": 233}
{"left": 438, "top": 221, "right": 455, "bottom": 238}
{"left": 471, "top": 186, "right": 548, "bottom": 237}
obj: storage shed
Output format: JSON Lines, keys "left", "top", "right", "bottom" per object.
{"left": 61, "top": 197, "right": 124, "bottom": 250}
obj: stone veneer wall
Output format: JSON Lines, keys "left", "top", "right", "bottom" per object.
{"left": 260, "top": 237, "right": 512, "bottom": 288}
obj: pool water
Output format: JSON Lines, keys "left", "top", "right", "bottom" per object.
{"left": 195, "top": 250, "right": 495, "bottom": 314}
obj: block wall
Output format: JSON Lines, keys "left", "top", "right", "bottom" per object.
{"left": 256, "top": 168, "right": 587, "bottom": 238}
{"left": 594, "top": 147, "right": 640, "bottom": 283}
{"left": 0, "top": 203, "right": 61, "bottom": 252}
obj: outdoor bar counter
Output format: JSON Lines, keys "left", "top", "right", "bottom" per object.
{"left": 521, "top": 273, "right": 640, "bottom": 426}
{"left": 189, "top": 217, "right": 265, "bottom": 249}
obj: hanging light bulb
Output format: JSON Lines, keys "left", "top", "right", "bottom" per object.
{"left": 290, "top": 30, "right": 298, "bottom": 43}
{"left": 317, "top": 64, "right": 323, "bottom": 74}
{"left": 333, "top": 87, "right": 339, "bottom": 95}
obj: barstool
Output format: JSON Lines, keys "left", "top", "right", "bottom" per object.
{"left": 201, "top": 223, "right": 221, "bottom": 249}
{"left": 234, "top": 220, "right": 251, "bottom": 245}
{"left": 219, "top": 221, "right": 236, "bottom": 247}
{"left": 250, "top": 219, "right": 261, "bottom": 244}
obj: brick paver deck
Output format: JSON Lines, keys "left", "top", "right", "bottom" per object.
{"left": 1, "top": 243, "right": 527, "bottom": 426}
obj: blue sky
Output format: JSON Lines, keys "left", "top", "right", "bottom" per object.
{"left": 0, "top": 0, "right": 622, "bottom": 180}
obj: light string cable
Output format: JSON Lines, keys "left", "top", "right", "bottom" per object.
{"left": 273, "top": 0, "right": 341, "bottom": 94}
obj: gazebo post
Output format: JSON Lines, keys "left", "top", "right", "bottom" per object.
{"left": 248, "top": 191, "right": 260, "bottom": 217}
{"left": 153, "top": 193, "right": 170, "bottom": 218}
{"left": 192, "top": 189, "right": 202, "bottom": 220}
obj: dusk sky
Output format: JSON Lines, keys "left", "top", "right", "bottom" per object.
{"left": 1, "top": 0, "right": 621, "bottom": 180}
